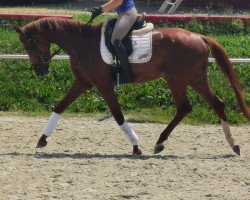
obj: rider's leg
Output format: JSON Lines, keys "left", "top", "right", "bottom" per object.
{"left": 113, "top": 39, "right": 133, "bottom": 84}
{"left": 111, "top": 8, "right": 137, "bottom": 84}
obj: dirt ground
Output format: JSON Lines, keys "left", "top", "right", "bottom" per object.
{"left": 0, "top": 114, "right": 249, "bottom": 199}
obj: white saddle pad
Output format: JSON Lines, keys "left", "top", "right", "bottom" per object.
{"left": 100, "top": 24, "right": 153, "bottom": 65}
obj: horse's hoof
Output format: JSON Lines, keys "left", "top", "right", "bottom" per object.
{"left": 233, "top": 145, "right": 240, "bottom": 156}
{"left": 36, "top": 135, "right": 48, "bottom": 148}
{"left": 154, "top": 143, "right": 165, "bottom": 154}
{"left": 133, "top": 145, "right": 142, "bottom": 155}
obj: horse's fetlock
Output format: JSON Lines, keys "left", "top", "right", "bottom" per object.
{"left": 53, "top": 107, "right": 64, "bottom": 114}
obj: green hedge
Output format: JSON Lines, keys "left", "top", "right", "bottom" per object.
{"left": 0, "top": 15, "right": 249, "bottom": 124}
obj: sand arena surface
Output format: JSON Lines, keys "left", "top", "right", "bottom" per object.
{"left": 0, "top": 115, "right": 249, "bottom": 199}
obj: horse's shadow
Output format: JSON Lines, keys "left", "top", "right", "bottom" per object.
{"left": 0, "top": 152, "right": 236, "bottom": 160}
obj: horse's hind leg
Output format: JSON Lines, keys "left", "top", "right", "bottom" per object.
{"left": 154, "top": 82, "right": 192, "bottom": 154}
{"left": 190, "top": 74, "right": 240, "bottom": 155}
{"left": 36, "top": 78, "right": 92, "bottom": 148}
{"left": 97, "top": 84, "right": 142, "bottom": 155}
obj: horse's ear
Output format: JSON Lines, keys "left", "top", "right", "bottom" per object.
{"left": 14, "top": 26, "right": 23, "bottom": 34}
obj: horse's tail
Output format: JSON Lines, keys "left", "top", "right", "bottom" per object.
{"left": 201, "top": 36, "right": 250, "bottom": 121}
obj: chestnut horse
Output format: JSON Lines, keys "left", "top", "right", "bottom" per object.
{"left": 15, "top": 17, "right": 250, "bottom": 155}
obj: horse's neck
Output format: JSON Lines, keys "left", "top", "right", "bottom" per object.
{"left": 44, "top": 27, "right": 101, "bottom": 60}
{"left": 45, "top": 31, "right": 76, "bottom": 57}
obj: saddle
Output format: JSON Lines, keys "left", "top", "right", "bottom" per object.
{"left": 104, "top": 14, "right": 147, "bottom": 57}
{"left": 101, "top": 17, "right": 154, "bottom": 65}
{"left": 101, "top": 15, "right": 154, "bottom": 85}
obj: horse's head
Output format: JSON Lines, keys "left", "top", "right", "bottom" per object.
{"left": 15, "top": 26, "right": 51, "bottom": 77}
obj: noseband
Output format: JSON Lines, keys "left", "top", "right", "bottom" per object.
{"left": 27, "top": 37, "right": 61, "bottom": 66}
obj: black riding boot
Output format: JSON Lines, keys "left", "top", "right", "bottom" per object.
{"left": 113, "top": 39, "right": 134, "bottom": 84}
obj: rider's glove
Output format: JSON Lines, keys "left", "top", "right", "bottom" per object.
{"left": 87, "top": 7, "right": 103, "bottom": 24}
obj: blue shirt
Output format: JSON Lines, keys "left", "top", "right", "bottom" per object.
{"left": 115, "top": 0, "right": 135, "bottom": 14}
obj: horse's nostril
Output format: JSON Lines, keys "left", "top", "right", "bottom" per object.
{"left": 42, "top": 57, "right": 51, "bottom": 64}
{"left": 32, "top": 63, "right": 49, "bottom": 77}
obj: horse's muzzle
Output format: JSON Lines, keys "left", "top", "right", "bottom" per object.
{"left": 32, "top": 62, "right": 49, "bottom": 77}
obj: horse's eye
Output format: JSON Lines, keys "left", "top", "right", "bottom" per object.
{"left": 26, "top": 38, "right": 36, "bottom": 49}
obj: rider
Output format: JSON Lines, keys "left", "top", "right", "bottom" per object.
{"left": 89, "top": 0, "right": 138, "bottom": 84}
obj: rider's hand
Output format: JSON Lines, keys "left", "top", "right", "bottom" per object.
{"left": 88, "top": 7, "right": 103, "bottom": 24}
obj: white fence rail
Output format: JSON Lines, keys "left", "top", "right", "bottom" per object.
{"left": 0, "top": 54, "right": 250, "bottom": 63}
{"left": 208, "top": 58, "right": 250, "bottom": 63}
{"left": 0, "top": 54, "right": 69, "bottom": 60}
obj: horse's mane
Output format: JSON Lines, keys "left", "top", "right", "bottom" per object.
{"left": 22, "top": 17, "right": 101, "bottom": 36}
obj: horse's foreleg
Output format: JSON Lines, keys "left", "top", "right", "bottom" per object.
{"left": 97, "top": 85, "right": 142, "bottom": 155}
{"left": 36, "top": 79, "right": 92, "bottom": 148}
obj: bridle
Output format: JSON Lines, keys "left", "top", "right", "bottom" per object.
{"left": 26, "top": 37, "right": 61, "bottom": 66}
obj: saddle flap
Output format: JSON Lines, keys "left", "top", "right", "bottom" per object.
{"left": 100, "top": 21, "right": 153, "bottom": 65}
{"left": 103, "top": 15, "right": 153, "bottom": 57}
